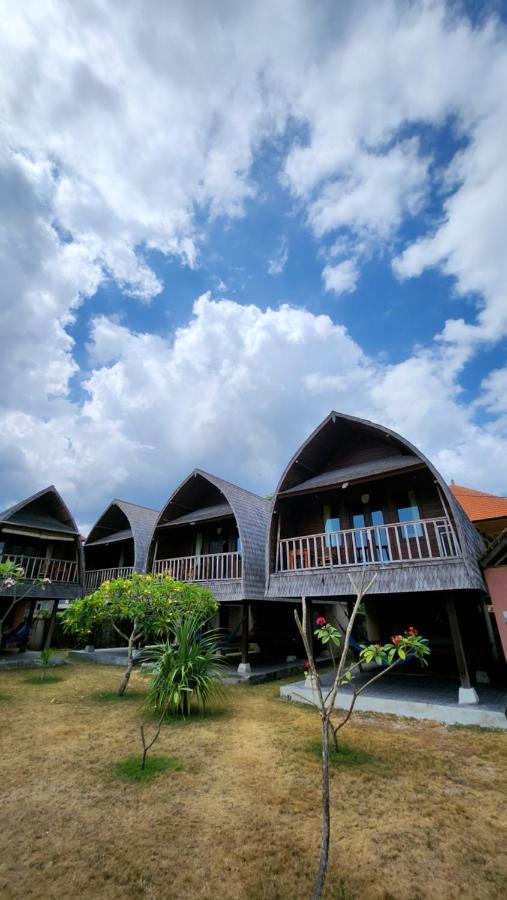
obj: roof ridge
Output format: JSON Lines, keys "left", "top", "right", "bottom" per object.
{"left": 450, "top": 484, "right": 506, "bottom": 499}
{"left": 113, "top": 498, "right": 160, "bottom": 512}
{"left": 194, "top": 469, "right": 269, "bottom": 504}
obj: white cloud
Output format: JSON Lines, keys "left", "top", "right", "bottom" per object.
{"left": 322, "top": 260, "right": 359, "bottom": 296}
{"left": 1, "top": 295, "right": 506, "bottom": 529}
{"left": 268, "top": 236, "right": 289, "bottom": 275}
{"left": 0, "top": 0, "right": 506, "bottom": 522}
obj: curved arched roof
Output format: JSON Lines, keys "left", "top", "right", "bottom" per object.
{"left": 152, "top": 469, "right": 270, "bottom": 600}
{"left": 85, "top": 499, "right": 159, "bottom": 573}
{"left": 269, "top": 411, "right": 485, "bottom": 589}
{"left": 0, "top": 484, "right": 80, "bottom": 535}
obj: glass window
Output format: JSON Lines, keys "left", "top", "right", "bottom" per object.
{"left": 323, "top": 504, "right": 341, "bottom": 547}
{"left": 397, "top": 490, "right": 423, "bottom": 537}
{"left": 352, "top": 512, "right": 369, "bottom": 562}
{"left": 371, "top": 509, "right": 390, "bottom": 561}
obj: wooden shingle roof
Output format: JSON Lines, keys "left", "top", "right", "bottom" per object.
{"left": 153, "top": 470, "right": 271, "bottom": 601}
{"left": 85, "top": 499, "right": 159, "bottom": 573}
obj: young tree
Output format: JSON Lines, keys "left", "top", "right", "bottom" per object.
{"left": 295, "top": 571, "right": 430, "bottom": 900}
{"left": 60, "top": 573, "right": 218, "bottom": 695}
{"left": 0, "top": 560, "right": 49, "bottom": 648}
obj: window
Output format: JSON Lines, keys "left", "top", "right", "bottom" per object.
{"left": 397, "top": 490, "right": 423, "bottom": 537}
{"left": 323, "top": 505, "right": 341, "bottom": 547}
{"left": 371, "top": 509, "right": 390, "bottom": 561}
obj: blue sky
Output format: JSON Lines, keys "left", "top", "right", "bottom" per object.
{"left": 0, "top": 0, "right": 506, "bottom": 528}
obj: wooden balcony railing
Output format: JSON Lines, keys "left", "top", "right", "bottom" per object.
{"left": 153, "top": 552, "right": 242, "bottom": 582}
{"left": 84, "top": 566, "right": 134, "bottom": 592}
{"left": 1, "top": 554, "right": 79, "bottom": 584}
{"left": 276, "top": 517, "right": 460, "bottom": 573}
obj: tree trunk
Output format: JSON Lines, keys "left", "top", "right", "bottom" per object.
{"left": 313, "top": 715, "right": 330, "bottom": 900}
{"left": 117, "top": 625, "right": 136, "bottom": 696}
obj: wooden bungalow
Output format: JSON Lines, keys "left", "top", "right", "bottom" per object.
{"left": 265, "top": 412, "right": 492, "bottom": 702}
{"left": 148, "top": 470, "right": 270, "bottom": 672}
{"left": 84, "top": 499, "right": 159, "bottom": 592}
{"left": 0, "top": 486, "right": 83, "bottom": 650}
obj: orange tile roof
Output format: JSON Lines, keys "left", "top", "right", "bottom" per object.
{"left": 449, "top": 484, "right": 507, "bottom": 523}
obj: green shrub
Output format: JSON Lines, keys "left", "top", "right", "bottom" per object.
{"left": 145, "top": 615, "right": 227, "bottom": 717}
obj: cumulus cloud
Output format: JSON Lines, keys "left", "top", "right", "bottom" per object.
{"left": 322, "top": 260, "right": 359, "bottom": 296}
{"left": 1, "top": 295, "right": 506, "bottom": 528}
{"left": 0, "top": 0, "right": 506, "bottom": 523}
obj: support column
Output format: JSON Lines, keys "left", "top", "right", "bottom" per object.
{"left": 43, "top": 598, "right": 59, "bottom": 650}
{"left": 304, "top": 598, "right": 315, "bottom": 661}
{"left": 446, "top": 596, "right": 479, "bottom": 704}
{"left": 237, "top": 601, "right": 251, "bottom": 674}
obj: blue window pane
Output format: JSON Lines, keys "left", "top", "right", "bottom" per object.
{"left": 325, "top": 516, "right": 340, "bottom": 547}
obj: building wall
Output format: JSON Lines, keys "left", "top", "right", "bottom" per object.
{"left": 484, "top": 567, "right": 507, "bottom": 663}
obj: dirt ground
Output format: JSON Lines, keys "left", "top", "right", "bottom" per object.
{"left": 0, "top": 660, "right": 506, "bottom": 900}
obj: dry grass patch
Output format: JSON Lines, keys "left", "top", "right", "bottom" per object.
{"left": 0, "top": 662, "right": 506, "bottom": 899}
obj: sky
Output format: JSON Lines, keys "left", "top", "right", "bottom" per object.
{"left": 0, "top": 0, "right": 506, "bottom": 532}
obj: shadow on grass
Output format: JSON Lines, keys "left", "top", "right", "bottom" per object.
{"left": 305, "top": 739, "right": 379, "bottom": 769}
{"left": 112, "top": 754, "right": 183, "bottom": 783}
{"left": 24, "top": 674, "right": 63, "bottom": 685}
{"left": 142, "top": 702, "right": 232, "bottom": 725}
{"left": 91, "top": 690, "right": 145, "bottom": 703}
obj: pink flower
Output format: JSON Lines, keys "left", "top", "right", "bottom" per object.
{"left": 303, "top": 661, "right": 312, "bottom": 670}
{"left": 315, "top": 616, "right": 326, "bottom": 626}
{"left": 391, "top": 635, "right": 402, "bottom": 646}
{"left": 405, "top": 627, "right": 418, "bottom": 637}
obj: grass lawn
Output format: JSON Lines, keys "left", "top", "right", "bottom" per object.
{"left": 0, "top": 661, "right": 506, "bottom": 899}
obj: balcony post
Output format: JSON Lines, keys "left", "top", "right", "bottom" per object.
{"left": 446, "top": 596, "right": 479, "bottom": 704}
{"left": 237, "top": 601, "right": 251, "bottom": 674}
{"left": 42, "top": 598, "right": 59, "bottom": 650}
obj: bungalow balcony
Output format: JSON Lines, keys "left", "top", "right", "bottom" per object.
{"left": 153, "top": 550, "right": 242, "bottom": 582}
{"left": 275, "top": 516, "right": 460, "bottom": 573}
{"left": 83, "top": 566, "right": 134, "bottom": 592}
{"left": 0, "top": 553, "right": 79, "bottom": 583}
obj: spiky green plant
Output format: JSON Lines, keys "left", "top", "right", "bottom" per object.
{"left": 145, "top": 616, "right": 227, "bottom": 717}
{"left": 38, "top": 647, "right": 54, "bottom": 679}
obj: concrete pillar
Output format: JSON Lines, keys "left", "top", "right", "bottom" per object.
{"left": 237, "top": 601, "right": 251, "bottom": 674}
{"left": 446, "top": 596, "right": 479, "bottom": 705}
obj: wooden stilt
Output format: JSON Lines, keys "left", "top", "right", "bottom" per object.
{"left": 43, "top": 598, "right": 59, "bottom": 649}
{"left": 238, "top": 601, "right": 250, "bottom": 673}
{"left": 446, "top": 596, "right": 471, "bottom": 689}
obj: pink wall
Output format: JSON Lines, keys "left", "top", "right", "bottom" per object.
{"left": 484, "top": 566, "right": 507, "bottom": 663}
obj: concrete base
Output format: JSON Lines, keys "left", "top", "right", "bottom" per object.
{"left": 280, "top": 673, "right": 507, "bottom": 730}
{"left": 68, "top": 647, "right": 131, "bottom": 666}
{"left": 0, "top": 650, "right": 66, "bottom": 670}
{"left": 237, "top": 662, "right": 251, "bottom": 674}
{"left": 459, "top": 686, "right": 480, "bottom": 705}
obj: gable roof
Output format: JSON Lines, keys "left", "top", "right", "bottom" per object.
{"left": 449, "top": 484, "right": 507, "bottom": 523}
{"left": 153, "top": 469, "right": 271, "bottom": 600}
{"left": 85, "top": 499, "right": 159, "bottom": 572}
{"left": 0, "top": 485, "right": 80, "bottom": 535}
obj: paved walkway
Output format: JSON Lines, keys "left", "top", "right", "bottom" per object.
{"left": 0, "top": 650, "right": 66, "bottom": 670}
{"left": 280, "top": 671, "right": 507, "bottom": 729}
